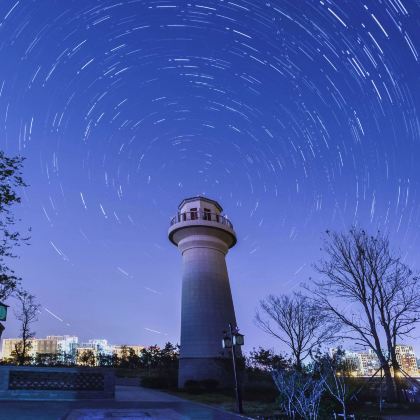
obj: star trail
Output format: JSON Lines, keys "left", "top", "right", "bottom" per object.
{"left": 0, "top": 0, "right": 419, "bottom": 350}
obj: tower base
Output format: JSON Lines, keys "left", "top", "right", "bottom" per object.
{"left": 178, "top": 357, "right": 234, "bottom": 389}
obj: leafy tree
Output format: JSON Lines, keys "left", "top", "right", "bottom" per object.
{"left": 78, "top": 349, "right": 96, "bottom": 366}
{"left": 98, "top": 353, "right": 114, "bottom": 367}
{"left": 140, "top": 345, "right": 162, "bottom": 368}
{"left": 127, "top": 348, "right": 141, "bottom": 369}
{"left": 0, "top": 152, "right": 29, "bottom": 302}
{"left": 312, "top": 229, "right": 420, "bottom": 401}
{"left": 256, "top": 292, "right": 339, "bottom": 370}
{"left": 13, "top": 290, "right": 39, "bottom": 365}
{"left": 247, "top": 347, "right": 290, "bottom": 371}
{"left": 159, "top": 342, "right": 179, "bottom": 368}
{"left": 118, "top": 345, "right": 130, "bottom": 368}
{"left": 35, "top": 352, "right": 60, "bottom": 367}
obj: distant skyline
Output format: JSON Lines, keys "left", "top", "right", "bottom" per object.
{"left": 0, "top": 1, "right": 419, "bottom": 356}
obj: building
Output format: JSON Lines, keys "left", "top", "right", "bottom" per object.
{"left": 1, "top": 335, "right": 147, "bottom": 365}
{"left": 168, "top": 196, "right": 238, "bottom": 387}
{"left": 49, "top": 335, "right": 79, "bottom": 356}
{"left": 395, "top": 345, "right": 418, "bottom": 376}
{"left": 74, "top": 339, "right": 111, "bottom": 365}
{"left": 113, "top": 345, "right": 144, "bottom": 358}
{"left": 356, "top": 350, "right": 381, "bottom": 376}
{"left": 1, "top": 335, "right": 78, "bottom": 361}
{"left": 328, "top": 346, "right": 419, "bottom": 377}
{"left": 76, "top": 346, "right": 98, "bottom": 366}
{"left": 1, "top": 338, "right": 35, "bottom": 360}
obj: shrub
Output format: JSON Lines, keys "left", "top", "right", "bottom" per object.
{"left": 243, "top": 384, "right": 278, "bottom": 402}
{"left": 200, "top": 379, "right": 219, "bottom": 392}
{"left": 184, "top": 379, "right": 220, "bottom": 394}
{"left": 184, "top": 380, "right": 202, "bottom": 394}
{"left": 141, "top": 376, "right": 171, "bottom": 389}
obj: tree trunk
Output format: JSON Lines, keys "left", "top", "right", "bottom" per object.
{"left": 341, "top": 400, "right": 346, "bottom": 419}
{"left": 382, "top": 363, "right": 397, "bottom": 402}
{"left": 390, "top": 351, "right": 403, "bottom": 402}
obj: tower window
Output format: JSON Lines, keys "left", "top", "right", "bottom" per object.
{"left": 203, "top": 208, "right": 211, "bottom": 221}
{"left": 190, "top": 208, "right": 198, "bottom": 220}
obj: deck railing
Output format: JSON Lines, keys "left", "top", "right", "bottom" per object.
{"left": 170, "top": 211, "right": 234, "bottom": 230}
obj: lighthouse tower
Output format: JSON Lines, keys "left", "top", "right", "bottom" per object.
{"left": 168, "top": 197, "right": 238, "bottom": 387}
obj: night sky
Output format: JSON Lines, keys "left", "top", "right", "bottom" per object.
{"left": 1, "top": 0, "right": 419, "bottom": 354}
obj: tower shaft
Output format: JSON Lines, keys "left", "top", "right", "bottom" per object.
{"left": 168, "top": 197, "right": 238, "bottom": 387}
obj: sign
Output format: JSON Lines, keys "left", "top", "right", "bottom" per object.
{"left": 0, "top": 302, "right": 8, "bottom": 322}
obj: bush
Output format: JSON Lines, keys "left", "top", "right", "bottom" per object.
{"left": 184, "top": 379, "right": 220, "bottom": 394}
{"left": 141, "top": 376, "right": 172, "bottom": 389}
{"left": 200, "top": 379, "right": 219, "bottom": 392}
{"left": 184, "top": 380, "right": 202, "bottom": 394}
{"left": 243, "top": 384, "right": 278, "bottom": 402}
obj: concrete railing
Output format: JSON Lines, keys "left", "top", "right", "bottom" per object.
{"left": 0, "top": 366, "right": 115, "bottom": 400}
{"left": 170, "top": 211, "right": 234, "bottom": 230}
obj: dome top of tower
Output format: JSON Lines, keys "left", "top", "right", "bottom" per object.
{"left": 178, "top": 196, "right": 223, "bottom": 213}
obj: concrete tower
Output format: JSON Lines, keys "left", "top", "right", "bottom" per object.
{"left": 168, "top": 197, "right": 238, "bottom": 387}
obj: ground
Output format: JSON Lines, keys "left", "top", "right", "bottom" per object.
{"left": 0, "top": 385, "right": 247, "bottom": 420}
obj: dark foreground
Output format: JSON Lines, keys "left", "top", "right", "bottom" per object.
{"left": 0, "top": 385, "right": 248, "bottom": 420}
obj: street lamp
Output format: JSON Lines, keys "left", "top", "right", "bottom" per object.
{"left": 222, "top": 323, "right": 245, "bottom": 414}
{"left": 0, "top": 302, "right": 9, "bottom": 342}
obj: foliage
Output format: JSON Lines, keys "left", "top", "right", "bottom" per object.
{"left": 141, "top": 374, "right": 177, "bottom": 389}
{"left": 138, "top": 342, "right": 179, "bottom": 371}
{"left": 0, "top": 152, "right": 29, "bottom": 302}
{"left": 34, "top": 352, "right": 62, "bottom": 367}
{"left": 256, "top": 292, "right": 339, "bottom": 370}
{"left": 184, "top": 379, "right": 220, "bottom": 394}
{"left": 96, "top": 352, "right": 118, "bottom": 367}
{"left": 77, "top": 349, "right": 96, "bottom": 366}
{"left": 117, "top": 345, "right": 142, "bottom": 369}
{"left": 247, "top": 346, "right": 291, "bottom": 371}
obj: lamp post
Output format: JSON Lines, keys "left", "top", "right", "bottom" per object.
{"left": 0, "top": 302, "right": 9, "bottom": 342}
{"left": 222, "top": 323, "right": 245, "bottom": 414}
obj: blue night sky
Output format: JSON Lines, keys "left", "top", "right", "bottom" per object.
{"left": 1, "top": 0, "right": 419, "bottom": 355}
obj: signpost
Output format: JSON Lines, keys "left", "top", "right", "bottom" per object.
{"left": 0, "top": 302, "right": 8, "bottom": 342}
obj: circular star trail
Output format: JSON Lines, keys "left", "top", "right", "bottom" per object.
{"left": 0, "top": 0, "right": 419, "bottom": 347}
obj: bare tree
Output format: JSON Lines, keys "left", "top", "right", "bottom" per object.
{"left": 315, "top": 349, "right": 354, "bottom": 419}
{"left": 256, "top": 292, "right": 339, "bottom": 370}
{"left": 272, "top": 369, "right": 325, "bottom": 419}
{"left": 13, "top": 290, "right": 39, "bottom": 365}
{"left": 312, "top": 229, "right": 420, "bottom": 401}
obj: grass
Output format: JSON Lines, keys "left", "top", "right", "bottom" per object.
{"left": 168, "top": 390, "right": 420, "bottom": 419}
{"left": 169, "top": 390, "right": 282, "bottom": 418}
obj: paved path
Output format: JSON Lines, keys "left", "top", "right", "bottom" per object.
{"left": 0, "top": 385, "right": 248, "bottom": 420}
{"left": 384, "top": 417, "right": 420, "bottom": 419}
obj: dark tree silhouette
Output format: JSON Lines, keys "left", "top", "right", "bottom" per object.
{"left": 78, "top": 349, "right": 96, "bottom": 367}
{"left": 13, "top": 290, "right": 39, "bottom": 365}
{"left": 0, "top": 152, "right": 29, "bottom": 302}
{"left": 247, "top": 347, "right": 290, "bottom": 371}
{"left": 256, "top": 292, "right": 339, "bottom": 370}
{"left": 312, "top": 229, "right": 420, "bottom": 401}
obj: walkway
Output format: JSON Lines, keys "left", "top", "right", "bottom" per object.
{"left": 0, "top": 385, "right": 248, "bottom": 420}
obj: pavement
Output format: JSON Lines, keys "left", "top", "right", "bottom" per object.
{"left": 0, "top": 385, "right": 248, "bottom": 420}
